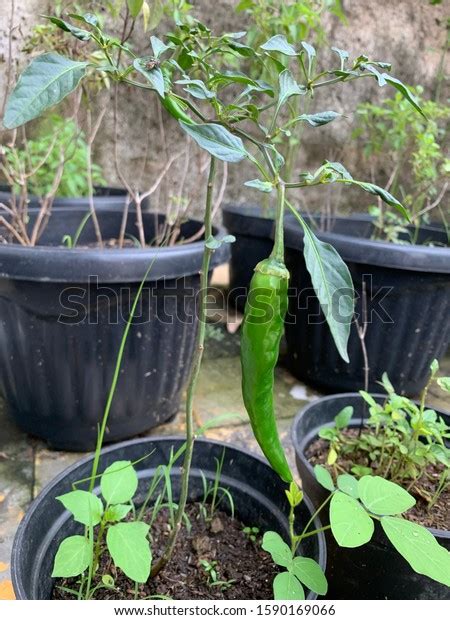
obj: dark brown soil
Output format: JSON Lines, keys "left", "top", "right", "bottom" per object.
{"left": 307, "top": 431, "right": 449, "bottom": 531}
{"left": 53, "top": 504, "right": 278, "bottom": 600}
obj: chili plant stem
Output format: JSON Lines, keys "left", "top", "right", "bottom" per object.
{"left": 271, "top": 181, "right": 285, "bottom": 262}
{"left": 151, "top": 156, "right": 218, "bottom": 577}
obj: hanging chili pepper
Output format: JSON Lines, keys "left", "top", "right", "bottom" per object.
{"left": 240, "top": 256, "right": 293, "bottom": 483}
{"left": 161, "top": 94, "right": 194, "bottom": 126}
{"left": 240, "top": 180, "right": 293, "bottom": 483}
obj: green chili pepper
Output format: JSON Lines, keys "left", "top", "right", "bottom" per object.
{"left": 161, "top": 94, "right": 194, "bottom": 125}
{"left": 240, "top": 256, "right": 293, "bottom": 483}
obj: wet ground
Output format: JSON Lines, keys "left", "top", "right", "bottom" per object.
{"left": 0, "top": 267, "right": 449, "bottom": 599}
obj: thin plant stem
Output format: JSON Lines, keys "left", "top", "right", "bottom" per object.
{"left": 151, "top": 156, "right": 218, "bottom": 577}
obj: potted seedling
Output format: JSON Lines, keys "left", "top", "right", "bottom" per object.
{"left": 7, "top": 11, "right": 449, "bottom": 601}
{"left": 223, "top": 0, "right": 347, "bottom": 309}
{"left": 292, "top": 360, "right": 450, "bottom": 599}
{"left": 283, "top": 85, "right": 450, "bottom": 396}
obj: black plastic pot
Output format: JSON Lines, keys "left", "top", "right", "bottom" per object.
{"left": 292, "top": 394, "right": 450, "bottom": 600}
{"left": 222, "top": 204, "right": 277, "bottom": 311}
{"left": 0, "top": 185, "right": 143, "bottom": 211}
{"left": 0, "top": 209, "right": 229, "bottom": 450}
{"left": 11, "top": 437, "right": 326, "bottom": 600}
{"left": 283, "top": 215, "right": 450, "bottom": 395}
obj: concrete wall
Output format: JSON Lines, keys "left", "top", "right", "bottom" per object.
{"left": 0, "top": 0, "right": 448, "bottom": 215}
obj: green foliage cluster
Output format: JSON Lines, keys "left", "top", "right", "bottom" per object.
{"left": 353, "top": 89, "right": 450, "bottom": 243}
{"left": 2, "top": 115, "right": 106, "bottom": 198}
{"left": 320, "top": 360, "right": 450, "bottom": 509}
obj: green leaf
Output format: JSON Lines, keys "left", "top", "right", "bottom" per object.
{"left": 330, "top": 491, "right": 374, "bottom": 547}
{"left": 57, "top": 490, "right": 103, "bottom": 526}
{"left": 437, "top": 377, "right": 450, "bottom": 393}
{"left": 150, "top": 36, "right": 171, "bottom": 58}
{"left": 261, "top": 531, "right": 293, "bottom": 569}
{"left": 244, "top": 179, "right": 274, "bottom": 193}
{"left": 335, "top": 406, "right": 353, "bottom": 429}
{"left": 381, "top": 517, "right": 450, "bottom": 587}
{"left": 350, "top": 181, "right": 409, "bottom": 221}
{"left": 294, "top": 111, "right": 341, "bottom": 127}
{"left": 176, "top": 79, "right": 215, "bottom": 100}
{"left": 104, "top": 504, "right": 132, "bottom": 522}
{"left": 278, "top": 70, "right": 305, "bottom": 109}
{"left": 314, "top": 465, "right": 335, "bottom": 492}
{"left": 273, "top": 572, "right": 305, "bottom": 600}
{"left": 4, "top": 53, "right": 88, "bottom": 129}
{"left": 133, "top": 57, "right": 165, "bottom": 97}
{"left": 301, "top": 41, "right": 316, "bottom": 76}
{"left": 331, "top": 47, "right": 349, "bottom": 68}
{"left": 45, "top": 16, "right": 92, "bottom": 41}
{"left": 292, "top": 557, "right": 327, "bottom": 595}
{"left": 358, "top": 476, "right": 415, "bottom": 515}
{"left": 106, "top": 522, "right": 151, "bottom": 583}
{"left": 179, "top": 121, "right": 249, "bottom": 163}
{"left": 127, "top": 0, "right": 144, "bottom": 18}
{"left": 261, "top": 35, "right": 297, "bottom": 56}
{"left": 100, "top": 460, "right": 138, "bottom": 505}
{"left": 205, "top": 235, "right": 235, "bottom": 249}
{"left": 299, "top": 217, "right": 354, "bottom": 362}
{"left": 337, "top": 474, "right": 359, "bottom": 499}
{"left": 382, "top": 74, "right": 426, "bottom": 118}
{"left": 52, "top": 535, "right": 91, "bottom": 578}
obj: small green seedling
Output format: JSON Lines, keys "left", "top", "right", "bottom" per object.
{"left": 199, "top": 559, "right": 235, "bottom": 591}
{"left": 243, "top": 526, "right": 260, "bottom": 542}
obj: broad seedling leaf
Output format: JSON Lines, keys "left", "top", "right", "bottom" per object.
{"left": 262, "top": 532, "right": 293, "bottom": 569}
{"left": 100, "top": 460, "right": 138, "bottom": 505}
{"left": 273, "top": 572, "right": 305, "bottom": 600}
{"left": 337, "top": 474, "right": 359, "bottom": 499}
{"left": 106, "top": 522, "right": 152, "bottom": 583}
{"left": 57, "top": 490, "right": 103, "bottom": 526}
{"left": 330, "top": 491, "right": 374, "bottom": 547}
{"left": 358, "top": 476, "right": 415, "bottom": 515}
{"left": 4, "top": 53, "right": 88, "bottom": 129}
{"left": 52, "top": 535, "right": 91, "bottom": 578}
{"left": 292, "top": 557, "right": 328, "bottom": 595}
{"left": 314, "top": 465, "right": 335, "bottom": 492}
{"left": 381, "top": 517, "right": 450, "bottom": 587}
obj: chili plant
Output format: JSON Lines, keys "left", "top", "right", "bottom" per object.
{"left": 3, "top": 10, "right": 441, "bottom": 598}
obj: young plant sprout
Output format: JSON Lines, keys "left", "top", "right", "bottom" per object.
{"left": 4, "top": 9, "right": 449, "bottom": 600}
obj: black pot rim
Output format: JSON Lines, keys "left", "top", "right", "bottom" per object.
{"left": 284, "top": 217, "right": 450, "bottom": 273}
{"left": 11, "top": 436, "right": 327, "bottom": 600}
{"left": 291, "top": 392, "right": 450, "bottom": 540}
{"left": 0, "top": 208, "right": 230, "bottom": 283}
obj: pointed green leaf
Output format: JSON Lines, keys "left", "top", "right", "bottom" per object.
{"left": 358, "top": 476, "right": 415, "bottom": 515}
{"left": 4, "top": 53, "right": 88, "bottom": 129}
{"left": 292, "top": 557, "right": 327, "bottom": 595}
{"left": 293, "top": 111, "right": 341, "bottom": 127}
{"left": 52, "top": 535, "right": 91, "bottom": 578}
{"left": 382, "top": 74, "right": 425, "bottom": 118}
{"left": 244, "top": 179, "right": 274, "bottom": 193}
{"left": 100, "top": 461, "right": 138, "bottom": 505}
{"left": 57, "top": 490, "right": 103, "bottom": 526}
{"left": 133, "top": 57, "right": 165, "bottom": 97}
{"left": 45, "top": 16, "right": 92, "bottom": 41}
{"left": 299, "top": 217, "right": 354, "bottom": 362}
{"left": 273, "top": 572, "right": 305, "bottom": 600}
{"left": 262, "top": 531, "right": 293, "bottom": 569}
{"left": 104, "top": 504, "right": 132, "bottom": 522}
{"left": 337, "top": 474, "right": 359, "bottom": 499}
{"left": 381, "top": 517, "right": 450, "bottom": 587}
{"left": 107, "top": 522, "right": 151, "bottom": 583}
{"left": 330, "top": 491, "right": 374, "bottom": 547}
{"left": 314, "top": 465, "right": 335, "bottom": 492}
{"left": 335, "top": 406, "right": 353, "bottom": 429}
{"left": 261, "top": 35, "right": 297, "bottom": 56}
{"left": 351, "top": 181, "right": 409, "bottom": 221}
{"left": 278, "top": 70, "right": 305, "bottom": 108}
{"left": 179, "top": 121, "right": 249, "bottom": 163}
{"left": 127, "top": 0, "right": 144, "bottom": 18}
{"left": 150, "top": 36, "right": 171, "bottom": 58}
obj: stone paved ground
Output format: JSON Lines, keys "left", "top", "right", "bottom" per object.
{"left": 0, "top": 268, "right": 449, "bottom": 599}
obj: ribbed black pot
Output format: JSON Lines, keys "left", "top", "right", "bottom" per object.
{"left": 222, "top": 204, "right": 277, "bottom": 311}
{"left": 11, "top": 437, "right": 327, "bottom": 600}
{"left": 0, "top": 209, "right": 229, "bottom": 450}
{"left": 0, "top": 185, "right": 148, "bottom": 211}
{"left": 283, "top": 215, "right": 450, "bottom": 395}
{"left": 292, "top": 394, "right": 450, "bottom": 600}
